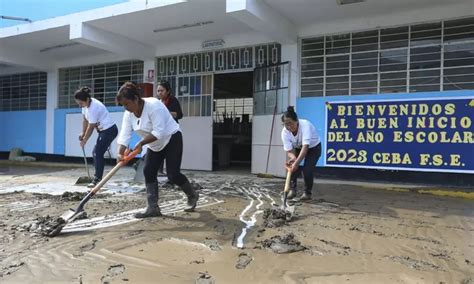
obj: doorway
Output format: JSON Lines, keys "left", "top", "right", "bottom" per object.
{"left": 213, "top": 71, "right": 253, "bottom": 171}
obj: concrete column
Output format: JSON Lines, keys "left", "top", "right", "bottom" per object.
{"left": 281, "top": 43, "right": 299, "bottom": 107}
{"left": 45, "top": 70, "right": 58, "bottom": 154}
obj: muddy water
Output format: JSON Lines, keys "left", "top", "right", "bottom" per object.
{"left": 0, "top": 165, "right": 473, "bottom": 283}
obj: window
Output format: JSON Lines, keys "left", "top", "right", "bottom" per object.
{"left": 58, "top": 60, "right": 143, "bottom": 108}
{"left": 156, "top": 43, "right": 282, "bottom": 116}
{"left": 300, "top": 16, "right": 474, "bottom": 97}
{"left": 0, "top": 72, "right": 47, "bottom": 111}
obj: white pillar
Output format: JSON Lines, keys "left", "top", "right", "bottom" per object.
{"left": 281, "top": 43, "right": 299, "bottom": 107}
{"left": 45, "top": 70, "right": 58, "bottom": 154}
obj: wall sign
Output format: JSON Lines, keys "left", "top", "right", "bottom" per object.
{"left": 325, "top": 97, "right": 474, "bottom": 173}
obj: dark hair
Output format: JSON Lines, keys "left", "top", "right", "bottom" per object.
{"left": 116, "top": 81, "right": 141, "bottom": 105}
{"left": 281, "top": 106, "right": 298, "bottom": 122}
{"left": 158, "top": 80, "right": 172, "bottom": 95}
{"left": 74, "top": 86, "right": 92, "bottom": 102}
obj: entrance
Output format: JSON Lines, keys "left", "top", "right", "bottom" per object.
{"left": 213, "top": 71, "right": 253, "bottom": 171}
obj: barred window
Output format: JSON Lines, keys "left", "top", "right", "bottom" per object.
{"left": 300, "top": 16, "right": 474, "bottom": 97}
{"left": 58, "top": 60, "right": 143, "bottom": 108}
{"left": 156, "top": 43, "right": 282, "bottom": 117}
{"left": 0, "top": 72, "right": 47, "bottom": 111}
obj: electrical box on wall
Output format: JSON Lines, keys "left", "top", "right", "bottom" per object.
{"left": 138, "top": 83, "right": 154, "bottom": 98}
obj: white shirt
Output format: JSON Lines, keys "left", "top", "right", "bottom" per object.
{"left": 281, "top": 119, "right": 320, "bottom": 152}
{"left": 117, "top": 98, "right": 180, "bottom": 152}
{"left": 82, "top": 98, "right": 115, "bottom": 131}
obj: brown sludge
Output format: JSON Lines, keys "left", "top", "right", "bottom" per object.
{"left": 0, "top": 165, "right": 472, "bottom": 283}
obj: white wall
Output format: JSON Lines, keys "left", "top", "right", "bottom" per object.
{"left": 65, "top": 112, "right": 123, "bottom": 158}
{"left": 299, "top": 2, "right": 474, "bottom": 38}
{"left": 155, "top": 31, "right": 273, "bottom": 57}
{"left": 251, "top": 115, "right": 286, "bottom": 177}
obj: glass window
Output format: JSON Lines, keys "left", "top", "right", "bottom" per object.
{"left": 0, "top": 72, "right": 47, "bottom": 111}
{"left": 58, "top": 60, "right": 144, "bottom": 108}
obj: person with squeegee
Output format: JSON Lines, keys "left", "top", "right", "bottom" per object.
{"left": 115, "top": 81, "right": 199, "bottom": 218}
{"left": 75, "top": 86, "right": 118, "bottom": 188}
{"left": 281, "top": 106, "right": 321, "bottom": 201}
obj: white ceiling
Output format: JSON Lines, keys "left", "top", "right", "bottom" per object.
{"left": 1, "top": 26, "right": 110, "bottom": 60}
{"left": 264, "top": 0, "right": 473, "bottom": 26}
{"left": 88, "top": 0, "right": 252, "bottom": 45}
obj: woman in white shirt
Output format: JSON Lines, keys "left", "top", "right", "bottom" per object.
{"left": 74, "top": 87, "right": 118, "bottom": 188}
{"left": 116, "top": 82, "right": 199, "bottom": 218}
{"left": 281, "top": 106, "right": 321, "bottom": 200}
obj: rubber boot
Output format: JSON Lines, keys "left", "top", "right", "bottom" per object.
{"left": 135, "top": 182, "right": 161, "bottom": 218}
{"left": 180, "top": 181, "right": 199, "bottom": 212}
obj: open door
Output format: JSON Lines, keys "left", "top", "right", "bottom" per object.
{"left": 251, "top": 62, "right": 290, "bottom": 177}
{"left": 177, "top": 74, "right": 213, "bottom": 171}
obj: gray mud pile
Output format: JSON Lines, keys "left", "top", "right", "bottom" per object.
{"left": 260, "top": 233, "right": 306, "bottom": 254}
{"left": 262, "top": 208, "right": 292, "bottom": 228}
{"left": 20, "top": 216, "right": 66, "bottom": 237}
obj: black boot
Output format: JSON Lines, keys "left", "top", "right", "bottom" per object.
{"left": 135, "top": 182, "right": 161, "bottom": 218}
{"left": 180, "top": 181, "right": 199, "bottom": 212}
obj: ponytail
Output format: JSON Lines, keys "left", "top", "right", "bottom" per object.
{"left": 281, "top": 106, "right": 298, "bottom": 122}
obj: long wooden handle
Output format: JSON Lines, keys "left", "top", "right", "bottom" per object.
{"left": 283, "top": 167, "right": 292, "bottom": 193}
{"left": 90, "top": 148, "right": 140, "bottom": 195}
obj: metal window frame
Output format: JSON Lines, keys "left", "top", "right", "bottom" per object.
{"left": 299, "top": 16, "right": 474, "bottom": 98}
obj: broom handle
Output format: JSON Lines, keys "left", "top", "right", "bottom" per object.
{"left": 82, "top": 146, "right": 91, "bottom": 179}
{"left": 75, "top": 149, "right": 140, "bottom": 211}
{"left": 90, "top": 148, "right": 140, "bottom": 195}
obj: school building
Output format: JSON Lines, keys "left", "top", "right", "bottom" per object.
{"left": 1, "top": 0, "right": 473, "bottom": 183}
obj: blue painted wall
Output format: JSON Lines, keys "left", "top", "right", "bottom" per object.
{"left": 0, "top": 110, "right": 46, "bottom": 153}
{"left": 296, "top": 90, "right": 474, "bottom": 167}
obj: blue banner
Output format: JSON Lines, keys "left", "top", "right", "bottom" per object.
{"left": 325, "top": 97, "right": 474, "bottom": 173}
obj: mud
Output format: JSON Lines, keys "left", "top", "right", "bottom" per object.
{"left": 60, "top": 191, "right": 86, "bottom": 201}
{"left": 19, "top": 215, "right": 66, "bottom": 237}
{"left": 203, "top": 237, "right": 222, "bottom": 251}
{"left": 260, "top": 233, "right": 306, "bottom": 254}
{"left": 0, "top": 165, "right": 473, "bottom": 283}
{"left": 235, "top": 252, "right": 253, "bottom": 269}
{"left": 196, "top": 271, "right": 214, "bottom": 284}
{"left": 262, "top": 207, "right": 292, "bottom": 228}
{"left": 100, "top": 264, "right": 125, "bottom": 284}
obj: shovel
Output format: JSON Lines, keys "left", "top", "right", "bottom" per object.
{"left": 47, "top": 148, "right": 140, "bottom": 237}
{"left": 75, "top": 146, "right": 93, "bottom": 185}
{"left": 281, "top": 167, "right": 296, "bottom": 216}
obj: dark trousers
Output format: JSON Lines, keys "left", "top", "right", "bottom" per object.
{"left": 290, "top": 143, "right": 321, "bottom": 194}
{"left": 93, "top": 124, "right": 118, "bottom": 180}
{"left": 143, "top": 131, "right": 188, "bottom": 186}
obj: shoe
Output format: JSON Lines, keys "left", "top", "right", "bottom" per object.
{"left": 180, "top": 181, "right": 199, "bottom": 212}
{"left": 300, "top": 192, "right": 312, "bottom": 201}
{"left": 87, "top": 178, "right": 100, "bottom": 188}
{"left": 135, "top": 182, "right": 162, "bottom": 218}
{"left": 286, "top": 189, "right": 297, "bottom": 199}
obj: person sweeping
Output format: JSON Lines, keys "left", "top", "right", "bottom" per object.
{"left": 75, "top": 86, "right": 118, "bottom": 188}
{"left": 116, "top": 81, "right": 199, "bottom": 218}
{"left": 281, "top": 106, "right": 321, "bottom": 201}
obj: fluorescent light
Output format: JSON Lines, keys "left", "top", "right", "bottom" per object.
{"left": 0, "top": 15, "right": 32, "bottom": 23}
{"left": 39, "top": 42, "right": 80, "bottom": 53}
{"left": 153, "top": 21, "right": 214, "bottom": 33}
{"left": 336, "top": 0, "right": 366, "bottom": 5}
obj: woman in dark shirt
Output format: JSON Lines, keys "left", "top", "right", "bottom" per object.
{"left": 156, "top": 80, "right": 183, "bottom": 176}
{"left": 157, "top": 80, "right": 182, "bottom": 123}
